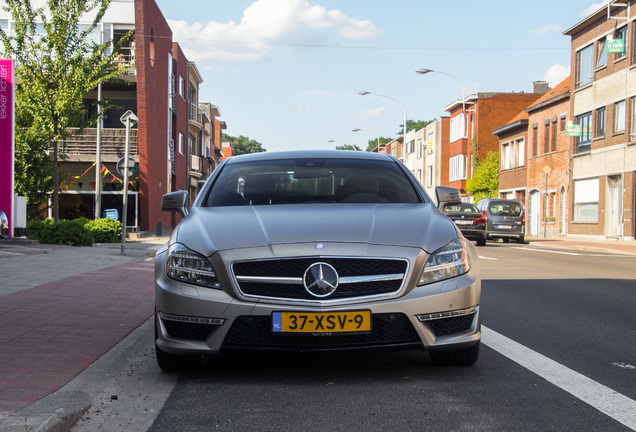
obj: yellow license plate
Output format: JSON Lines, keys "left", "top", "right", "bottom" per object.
{"left": 272, "top": 311, "right": 371, "bottom": 334}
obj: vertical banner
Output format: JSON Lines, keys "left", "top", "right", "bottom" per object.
{"left": 0, "top": 59, "right": 14, "bottom": 237}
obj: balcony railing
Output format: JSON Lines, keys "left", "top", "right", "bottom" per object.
{"left": 60, "top": 127, "right": 138, "bottom": 162}
{"left": 189, "top": 103, "right": 203, "bottom": 125}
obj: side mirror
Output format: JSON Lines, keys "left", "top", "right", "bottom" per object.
{"left": 435, "top": 186, "right": 461, "bottom": 209}
{"left": 161, "top": 190, "right": 189, "bottom": 219}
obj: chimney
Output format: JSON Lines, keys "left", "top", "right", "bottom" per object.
{"left": 533, "top": 81, "right": 550, "bottom": 94}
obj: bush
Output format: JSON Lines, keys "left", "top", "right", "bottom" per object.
{"left": 27, "top": 217, "right": 122, "bottom": 246}
{"left": 86, "top": 218, "right": 122, "bottom": 243}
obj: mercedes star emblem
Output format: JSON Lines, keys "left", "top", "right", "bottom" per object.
{"left": 303, "top": 262, "right": 339, "bottom": 298}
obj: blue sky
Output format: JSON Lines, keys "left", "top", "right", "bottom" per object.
{"left": 154, "top": 0, "right": 607, "bottom": 152}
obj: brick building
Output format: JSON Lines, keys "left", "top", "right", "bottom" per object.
{"left": 525, "top": 78, "right": 571, "bottom": 237}
{"left": 564, "top": 0, "right": 636, "bottom": 240}
{"left": 444, "top": 92, "right": 545, "bottom": 199}
{"left": 0, "top": 0, "right": 226, "bottom": 231}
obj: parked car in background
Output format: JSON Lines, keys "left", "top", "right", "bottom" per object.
{"left": 155, "top": 151, "right": 481, "bottom": 371}
{"left": 475, "top": 198, "right": 525, "bottom": 243}
{"left": 440, "top": 203, "right": 487, "bottom": 246}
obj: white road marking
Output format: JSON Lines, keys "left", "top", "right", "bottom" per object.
{"left": 0, "top": 250, "right": 24, "bottom": 256}
{"left": 482, "top": 326, "right": 636, "bottom": 430}
{"left": 478, "top": 256, "right": 499, "bottom": 260}
{"left": 612, "top": 363, "right": 636, "bottom": 370}
{"left": 510, "top": 247, "right": 581, "bottom": 256}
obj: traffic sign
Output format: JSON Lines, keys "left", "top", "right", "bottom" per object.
{"left": 117, "top": 157, "right": 137, "bottom": 177}
{"left": 120, "top": 110, "right": 138, "bottom": 125}
{"left": 543, "top": 166, "right": 551, "bottom": 174}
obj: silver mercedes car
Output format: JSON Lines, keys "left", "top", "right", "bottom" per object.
{"left": 155, "top": 150, "right": 481, "bottom": 371}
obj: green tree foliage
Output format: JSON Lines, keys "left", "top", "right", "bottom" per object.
{"left": 466, "top": 151, "right": 499, "bottom": 203}
{"left": 223, "top": 133, "right": 266, "bottom": 155}
{"left": 397, "top": 119, "right": 435, "bottom": 136}
{"left": 0, "top": 0, "right": 131, "bottom": 219}
{"left": 335, "top": 144, "right": 362, "bottom": 151}
{"left": 365, "top": 137, "right": 392, "bottom": 152}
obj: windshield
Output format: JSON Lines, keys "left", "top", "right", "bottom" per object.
{"left": 203, "top": 158, "right": 423, "bottom": 206}
{"left": 442, "top": 203, "right": 480, "bottom": 213}
{"left": 488, "top": 201, "right": 523, "bottom": 216}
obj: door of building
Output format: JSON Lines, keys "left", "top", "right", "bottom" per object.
{"left": 530, "top": 190, "right": 540, "bottom": 236}
{"left": 559, "top": 186, "right": 566, "bottom": 235}
{"left": 608, "top": 176, "right": 622, "bottom": 237}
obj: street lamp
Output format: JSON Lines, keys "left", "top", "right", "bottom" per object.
{"left": 358, "top": 91, "right": 407, "bottom": 140}
{"left": 328, "top": 139, "right": 358, "bottom": 150}
{"left": 415, "top": 68, "right": 467, "bottom": 131}
{"left": 352, "top": 128, "right": 380, "bottom": 151}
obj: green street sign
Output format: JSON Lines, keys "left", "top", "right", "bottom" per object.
{"left": 566, "top": 124, "right": 582, "bottom": 137}
{"left": 607, "top": 38, "right": 625, "bottom": 53}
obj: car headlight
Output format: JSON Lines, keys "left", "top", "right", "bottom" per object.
{"left": 166, "top": 243, "right": 221, "bottom": 289}
{"left": 418, "top": 238, "right": 470, "bottom": 285}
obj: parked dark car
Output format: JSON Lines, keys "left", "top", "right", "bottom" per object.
{"left": 475, "top": 198, "right": 525, "bottom": 243}
{"left": 440, "top": 203, "right": 487, "bottom": 246}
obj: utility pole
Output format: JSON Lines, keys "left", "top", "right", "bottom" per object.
{"left": 120, "top": 110, "right": 138, "bottom": 255}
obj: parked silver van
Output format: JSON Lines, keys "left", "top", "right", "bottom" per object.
{"left": 475, "top": 198, "right": 525, "bottom": 243}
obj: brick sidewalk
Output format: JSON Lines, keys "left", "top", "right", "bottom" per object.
{"left": 0, "top": 261, "right": 154, "bottom": 418}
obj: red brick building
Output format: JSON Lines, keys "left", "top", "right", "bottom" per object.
{"left": 525, "top": 78, "right": 571, "bottom": 237}
{"left": 444, "top": 92, "right": 545, "bottom": 198}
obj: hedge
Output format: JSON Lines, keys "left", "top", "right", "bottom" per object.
{"left": 27, "top": 217, "right": 122, "bottom": 246}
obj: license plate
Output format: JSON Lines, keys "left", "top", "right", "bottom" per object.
{"left": 272, "top": 311, "right": 371, "bottom": 334}
{"left": 496, "top": 224, "right": 512, "bottom": 229}
{"left": 454, "top": 220, "right": 472, "bottom": 225}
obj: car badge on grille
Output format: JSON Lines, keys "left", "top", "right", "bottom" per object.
{"left": 314, "top": 243, "right": 326, "bottom": 250}
{"left": 303, "top": 262, "right": 339, "bottom": 298}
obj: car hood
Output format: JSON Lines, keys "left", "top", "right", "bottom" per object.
{"left": 174, "top": 204, "right": 458, "bottom": 255}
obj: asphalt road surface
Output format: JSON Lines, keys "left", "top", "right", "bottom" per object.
{"left": 72, "top": 243, "right": 636, "bottom": 432}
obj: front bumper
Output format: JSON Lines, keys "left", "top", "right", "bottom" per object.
{"left": 155, "top": 242, "right": 481, "bottom": 355}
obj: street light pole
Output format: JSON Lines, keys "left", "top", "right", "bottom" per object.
{"left": 352, "top": 128, "right": 380, "bottom": 151}
{"left": 358, "top": 91, "right": 407, "bottom": 141}
{"left": 415, "top": 69, "right": 467, "bottom": 136}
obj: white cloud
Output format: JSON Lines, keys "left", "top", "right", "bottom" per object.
{"left": 295, "top": 104, "right": 312, "bottom": 112}
{"left": 167, "top": 0, "right": 383, "bottom": 66}
{"left": 543, "top": 63, "right": 570, "bottom": 88}
{"left": 530, "top": 24, "right": 562, "bottom": 34}
{"left": 580, "top": 1, "right": 608, "bottom": 17}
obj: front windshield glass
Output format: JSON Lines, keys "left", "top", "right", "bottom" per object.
{"left": 442, "top": 203, "right": 480, "bottom": 213}
{"left": 203, "top": 158, "right": 423, "bottom": 206}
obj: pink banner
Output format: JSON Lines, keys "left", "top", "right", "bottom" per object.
{"left": 0, "top": 59, "right": 14, "bottom": 237}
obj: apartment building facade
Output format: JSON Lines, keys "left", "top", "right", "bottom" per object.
{"left": 1, "top": 0, "right": 226, "bottom": 231}
{"left": 564, "top": 0, "right": 636, "bottom": 240}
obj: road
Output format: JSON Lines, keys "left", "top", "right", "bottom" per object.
{"left": 71, "top": 243, "right": 636, "bottom": 431}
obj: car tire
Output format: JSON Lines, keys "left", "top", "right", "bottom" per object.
{"left": 516, "top": 235, "right": 525, "bottom": 244}
{"left": 429, "top": 342, "right": 480, "bottom": 366}
{"left": 476, "top": 237, "right": 486, "bottom": 247}
{"left": 502, "top": 238, "right": 510, "bottom": 243}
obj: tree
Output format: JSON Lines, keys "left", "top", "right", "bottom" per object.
{"left": 335, "top": 144, "right": 361, "bottom": 151}
{"left": 397, "top": 119, "right": 435, "bottom": 136}
{"left": 0, "top": 0, "right": 131, "bottom": 220}
{"left": 466, "top": 151, "right": 499, "bottom": 203}
{"left": 223, "top": 133, "right": 266, "bottom": 155}
{"left": 365, "top": 137, "right": 392, "bottom": 152}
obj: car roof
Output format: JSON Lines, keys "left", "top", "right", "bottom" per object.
{"left": 224, "top": 150, "right": 395, "bottom": 164}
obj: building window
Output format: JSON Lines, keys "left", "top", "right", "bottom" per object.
{"left": 632, "top": 21, "right": 636, "bottom": 64}
{"left": 550, "top": 120, "right": 557, "bottom": 152}
{"left": 597, "top": 36, "right": 607, "bottom": 68}
{"left": 501, "top": 139, "right": 525, "bottom": 170}
{"left": 544, "top": 121, "right": 550, "bottom": 154}
{"left": 614, "top": 100, "right": 626, "bottom": 133}
{"left": 631, "top": 97, "right": 636, "bottom": 140}
{"left": 427, "top": 165, "right": 433, "bottom": 188}
{"left": 595, "top": 107, "right": 605, "bottom": 138}
{"left": 179, "top": 76, "right": 185, "bottom": 99}
{"left": 574, "top": 178, "right": 599, "bottom": 222}
{"left": 407, "top": 140, "right": 414, "bottom": 154}
{"left": 449, "top": 154, "right": 466, "bottom": 181}
{"left": 149, "top": 28, "right": 155, "bottom": 68}
{"left": 575, "top": 112, "right": 592, "bottom": 153}
{"left": 450, "top": 114, "right": 466, "bottom": 143}
{"left": 576, "top": 44, "right": 593, "bottom": 88}
{"left": 559, "top": 115, "right": 567, "bottom": 132}
{"left": 615, "top": 26, "right": 627, "bottom": 60}
{"left": 178, "top": 132, "right": 184, "bottom": 155}
{"left": 532, "top": 124, "right": 538, "bottom": 157}
{"left": 427, "top": 132, "right": 434, "bottom": 154}
{"left": 417, "top": 139, "right": 423, "bottom": 158}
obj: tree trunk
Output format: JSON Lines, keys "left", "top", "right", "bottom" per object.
{"left": 53, "top": 139, "right": 59, "bottom": 222}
